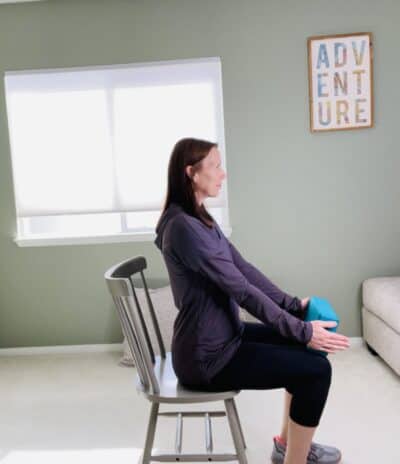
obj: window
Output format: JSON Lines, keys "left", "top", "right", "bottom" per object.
{"left": 4, "top": 57, "right": 231, "bottom": 246}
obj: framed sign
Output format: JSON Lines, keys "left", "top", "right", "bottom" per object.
{"left": 307, "top": 32, "right": 373, "bottom": 132}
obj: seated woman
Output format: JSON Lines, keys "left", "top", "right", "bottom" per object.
{"left": 154, "top": 138, "right": 350, "bottom": 464}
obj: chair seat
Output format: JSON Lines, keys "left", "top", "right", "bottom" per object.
{"left": 136, "top": 352, "right": 239, "bottom": 403}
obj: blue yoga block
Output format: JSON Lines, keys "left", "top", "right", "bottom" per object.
{"left": 304, "top": 296, "right": 340, "bottom": 356}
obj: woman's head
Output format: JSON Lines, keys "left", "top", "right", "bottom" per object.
{"left": 160, "top": 137, "right": 226, "bottom": 228}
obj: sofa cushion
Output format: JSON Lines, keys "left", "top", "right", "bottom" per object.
{"left": 362, "top": 277, "right": 400, "bottom": 334}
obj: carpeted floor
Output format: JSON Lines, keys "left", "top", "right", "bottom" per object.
{"left": 1, "top": 340, "right": 399, "bottom": 463}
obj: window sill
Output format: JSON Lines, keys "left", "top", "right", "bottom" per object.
{"left": 14, "top": 226, "right": 233, "bottom": 247}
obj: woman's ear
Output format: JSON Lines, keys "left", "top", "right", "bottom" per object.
{"left": 185, "top": 165, "right": 193, "bottom": 179}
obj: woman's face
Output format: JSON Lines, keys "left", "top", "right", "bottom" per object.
{"left": 187, "top": 147, "right": 226, "bottom": 204}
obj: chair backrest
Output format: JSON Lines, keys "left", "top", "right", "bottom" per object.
{"left": 104, "top": 256, "right": 166, "bottom": 395}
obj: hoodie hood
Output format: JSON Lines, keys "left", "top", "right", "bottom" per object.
{"left": 154, "top": 202, "right": 184, "bottom": 251}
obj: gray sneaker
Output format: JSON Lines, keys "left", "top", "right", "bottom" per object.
{"left": 271, "top": 436, "right": 342, "bottom": 464}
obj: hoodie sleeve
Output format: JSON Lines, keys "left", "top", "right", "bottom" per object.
{"left": 170, "top": 218, "right": 313, "bottom": 344}
{"left": 227, "top": 239, "right": 306, "bottom": 320}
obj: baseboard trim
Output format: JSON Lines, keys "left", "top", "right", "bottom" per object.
{"left": 349, "top": 337, "right": 363, "bottom": 348}
{"left": 0, "top": 343, "right": 123, "bottom": 356}
{"left": 0, "top": 337, "right": 364, "bottom": 356}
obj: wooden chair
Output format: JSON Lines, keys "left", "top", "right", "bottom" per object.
{"left": 104, "top": 255, "right": 248, "bottom": 463}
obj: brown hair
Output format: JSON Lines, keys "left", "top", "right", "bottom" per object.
{"left": 157, "top": 137, "right": 217, "bottom": 229}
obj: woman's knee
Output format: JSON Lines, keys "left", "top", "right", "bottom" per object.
{"left": 320, "top": 355, "right": 332, "bottom": 376}
{"left": 314, "top": 355, "right": 332, "bottom": 389}
{"left": 286, "top": 355, "right": 331, "bottom": 394}
{"left": 304, "top": 354, "right": 332, "bottom": 386}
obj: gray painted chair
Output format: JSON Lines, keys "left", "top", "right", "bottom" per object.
{"left": 104, "top": 255, "right": 248, "bottom": 463}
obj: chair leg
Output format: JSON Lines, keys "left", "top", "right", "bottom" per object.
{"left": 224, "top": 399, "right": 248, "bottom": 464}
{"left": 142, "top": 402, "right": 159, "bottom": 464}
{"left": 232, "top": 397, "right": 247, "bottom": 449}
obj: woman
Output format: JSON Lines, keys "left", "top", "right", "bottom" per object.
{"left": 154, "top": 138, "right": 350, "bottom": 464}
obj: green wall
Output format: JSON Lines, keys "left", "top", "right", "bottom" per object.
{"left": 0, "top": 0, "right": 398, "bottom": 347}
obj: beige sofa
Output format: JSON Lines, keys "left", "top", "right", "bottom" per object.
{"left": 362, "top": 277, "right": 400, "bottom": 376}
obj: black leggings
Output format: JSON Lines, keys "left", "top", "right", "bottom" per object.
{"left": 200, "top": 322, "right": 332, "bottom": 427}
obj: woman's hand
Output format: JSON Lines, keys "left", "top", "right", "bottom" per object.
{"left": 301, "top": 296, "right": 310, "bottom": 311}
{"left": 301, "top": 297, "right": 310, "bottom": 310}
{"left": 307, "top": 320, "right": 350, "bottom": 354}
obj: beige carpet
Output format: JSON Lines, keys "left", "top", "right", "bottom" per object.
{"left": 0, "top": 340, "right": 399, "bottom": 463}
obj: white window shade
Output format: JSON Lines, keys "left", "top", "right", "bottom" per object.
{"left": 112, "top": 82, "right": 222, "bottom": 212}
{"left": 7, "top": 90, "right": 114, "bottom": 217}
{"left": 4, "top": 57, "right": 230, "bottom": 243}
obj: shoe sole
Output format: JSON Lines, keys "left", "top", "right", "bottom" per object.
{"left": 271, "top": 459, "right": 342, "bottom": 464}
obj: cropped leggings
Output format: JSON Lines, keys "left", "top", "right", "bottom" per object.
{"left": 201, "top": 322, "right": 332, "bottom": 428}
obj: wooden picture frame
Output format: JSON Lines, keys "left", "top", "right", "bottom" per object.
{"left": 307, "top": 32, "right": 374, "bottom": 132}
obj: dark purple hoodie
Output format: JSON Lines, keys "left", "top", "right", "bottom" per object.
{"left": 154, "top": 202, "right": 313, "bottom": 386}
